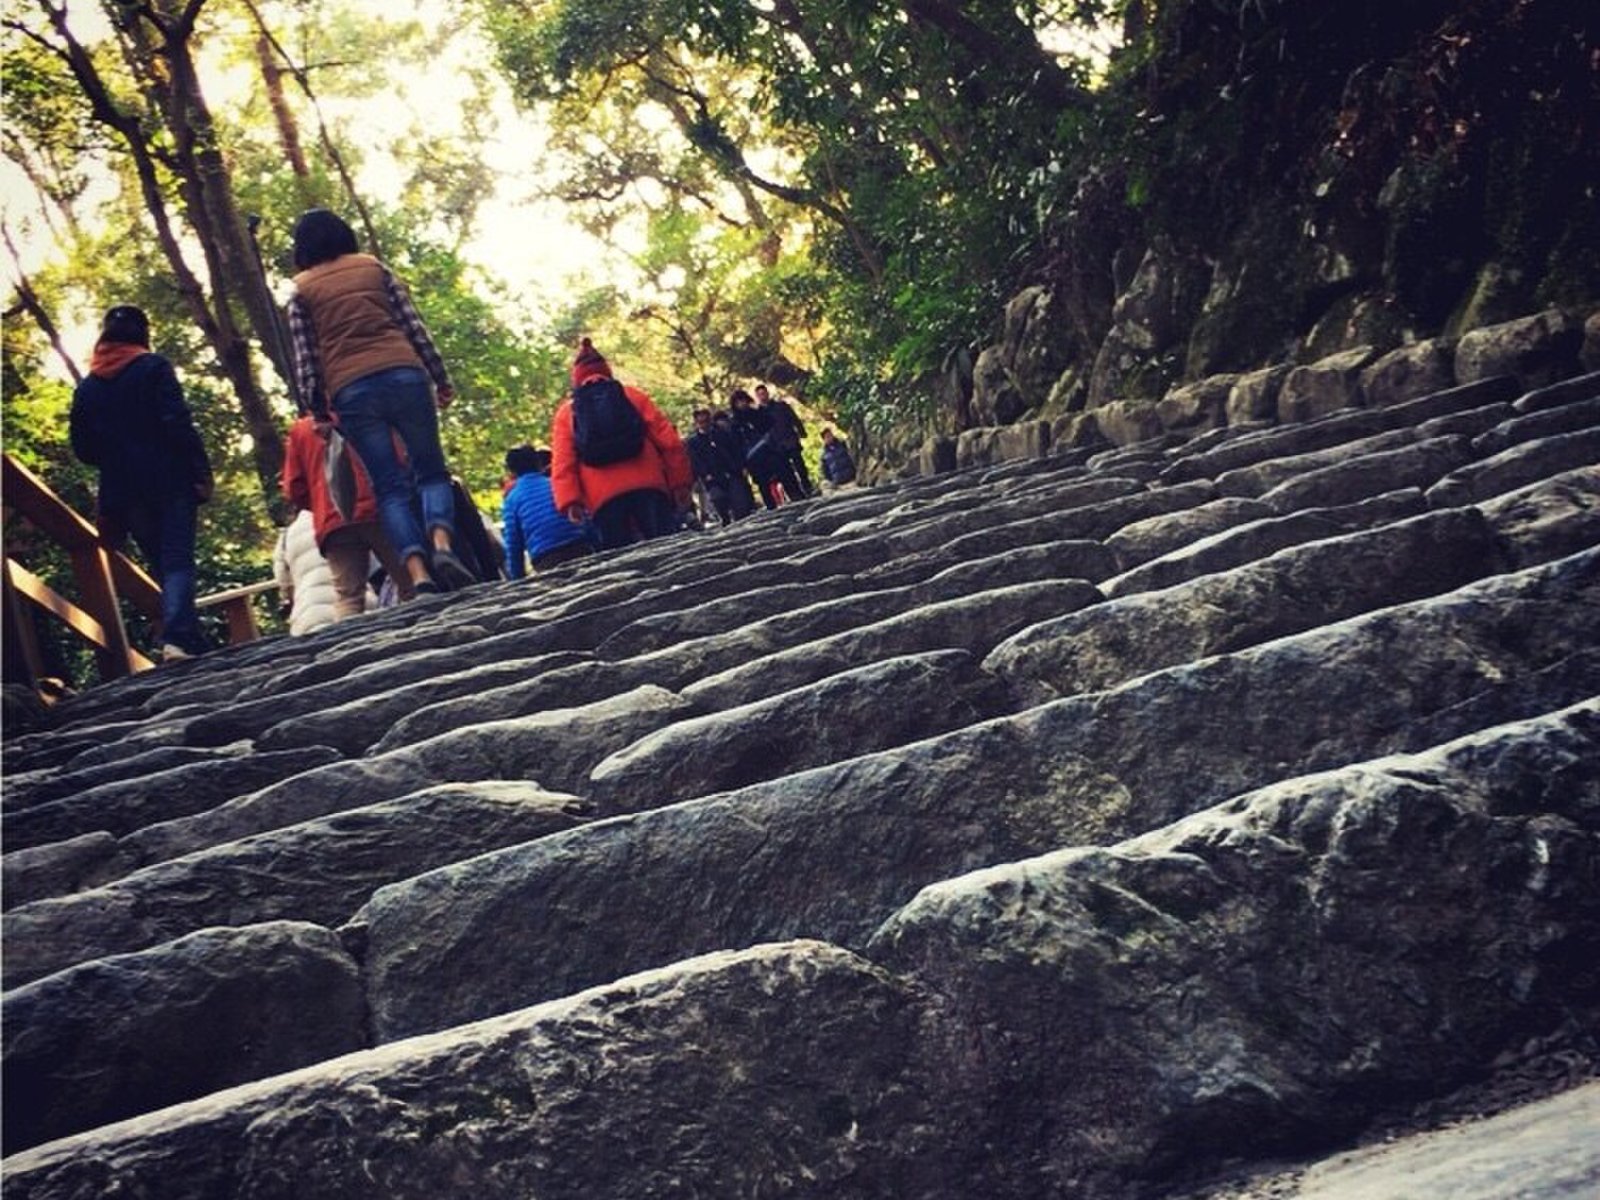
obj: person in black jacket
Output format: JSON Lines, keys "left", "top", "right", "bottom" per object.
{"left": 755, "top": 384, "right": 812, "bottom": 497}
{"left": 685, "top": 407, "right": 755, "bottom": 525}
{"left": 69, "top": 305, "right": 215, "bottom": 659}
{"left": 727, "top": 388, "right": 802, "bottom": 508}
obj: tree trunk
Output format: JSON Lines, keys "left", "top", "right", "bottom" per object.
{"left": 240, "top": 0, "right": 384, "bottom": 258}
{"left": 255, "top": 32, "right": 309, "bottom": 182}
{"left": 34, "top": 0, "right": 288, "bottom": 502}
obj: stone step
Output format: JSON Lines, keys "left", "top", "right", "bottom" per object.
{"left": 0, "top": 747, "right": 341, "bottom": 856}
{"left": 2, "top": 921, "right": 366, "bottom": 1154}
{"left": 5, "top": 698, "right": 1591, "bottom": 1195}
{"left": 5, "top": 338, "right": 1597, "bottom": 1193}
{"left": 352, "top": 551, "right": 1597, "bottom": 1043}
{"left": 102, "top": 686, "right": 691, "bottom": 879}
{"left": 1, "top": 784, "right": 588, "bottom": 987}
{"left": 868, "top": 698, "right": 1600, "bottom": 1197}
{"left": 986, "top": 506, "right": 1506, "bottom": 701}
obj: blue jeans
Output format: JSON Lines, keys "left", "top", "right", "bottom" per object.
{"left": 116, "top": 494, "right": 206, "bottom": 654}
{"left": 332, "top": 367, "right": 454, "bottom": 562}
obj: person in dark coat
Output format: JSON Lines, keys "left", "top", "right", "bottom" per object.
{"left": 755, "top": 384, "right": 812, "bottom": 497}
{"left": 727, "top": 388, "right": 802, "bottom": 508}
{"left": 69, "top": 305, "right": 214, "bottom": 660}
{"left": 820, "top": 427, "right": 857, "bottom": 487}
{"left": 685, "top": 407, "right": 755, "bottom": 525}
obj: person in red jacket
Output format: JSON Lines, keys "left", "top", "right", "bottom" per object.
{"left": 281, "top": 412, "right": 411, "bottom": 615}
{"left": 550, "top": 338, "right": 692, "bottom": 550}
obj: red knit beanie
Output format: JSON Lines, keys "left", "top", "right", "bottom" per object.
{"left": 571, "top": 337, "right": 612, "bottom": 386}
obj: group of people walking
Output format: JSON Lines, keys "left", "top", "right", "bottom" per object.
{"left": 68, "top": 207, "right": 858, "bottom": 657}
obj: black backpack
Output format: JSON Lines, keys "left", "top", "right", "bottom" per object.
{"left": 571, "top": 377, "right": 646, "bottom": 466}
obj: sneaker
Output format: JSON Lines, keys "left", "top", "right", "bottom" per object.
{"left": 160, "top": 643, "right": 191, "bottom": 663}
{"left": 412, "top": 580, "right": 442, "bottom": 598}
{"left": 430, "top": 548, "right": 477, "bottom": 592}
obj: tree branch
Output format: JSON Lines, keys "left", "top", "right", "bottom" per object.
{"left": 3, "top": 221, "right": 82, "bottom": 383}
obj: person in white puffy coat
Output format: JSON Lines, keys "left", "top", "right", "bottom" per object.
{"left": 272, "top": 509, "right": 344, "bottom": 635}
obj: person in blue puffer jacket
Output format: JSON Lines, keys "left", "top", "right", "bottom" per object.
{"left": 501, "top": 444, "right": 594, "bottom": 577}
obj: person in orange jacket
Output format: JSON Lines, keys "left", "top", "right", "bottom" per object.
{"left": 281, "top": 412, "right": 411, "bottom": 614}
{"left": 550, "top": 338, "right": 693, "bottom": 550}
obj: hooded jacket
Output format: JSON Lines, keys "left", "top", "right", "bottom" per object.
{"left": 281, "top": 414, "right": 381, "bottom": 549}
{"left": 69, "top": 344, "right": 213, "bottom": 520}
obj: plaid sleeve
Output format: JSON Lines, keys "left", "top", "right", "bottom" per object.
{"left": 383, "top": 268, "right": 451, "bottom": 392}
{"left": 285, "top": 297, "right": 327, "bottom": 418}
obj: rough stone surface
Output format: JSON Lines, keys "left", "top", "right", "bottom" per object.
{"left": 1479, "top": 467, "right": 1600, "bottom": 568}
{"left": 1, "top": 748, "right": 342, "bottom": 852}
{"left": 1157, "top": 375, "right": 1235, "bottom": 434}
{"left": 1, "top": 784, "right": 590, "bottom": 985}
{"left": 1455, "top": 308, "right": 1586, "bottom": 389}
{"left": 1425, "top": 428, "right": 1600, "bottom": 509}
{"left": 1256, "top": 434, "right": 1476, "bottom": 512}
{"left": 588, "top": 650, "right": 1015, "bottom": 816}
{"left": 4, "top": 344, "right": 1598, "bottom": 1197}
{"left": 1, "top": 744, "right": 253, "bottom": 814}
{"left": 680, "top": 579, "right": 1100, "bottom": 711}
{"left": 1512, "top": 370, "right": 1600, "bottom": 416}
{"left": 1473, "top": 394, "right": 1600, "bottom": 459}
{"left": 2, "top": 922, "right": 366, "bottom": 1153}
{"left": 1, "top": 944, "right": 949, "bottom": 1199}
{"left": 1225, "top": 365, "right": 1289, "bottom": 425}
{"left": 1215, "top": 427, "right": 1416, "bottom": 498}
{"left": 1360, "top": 337, "right": 1457, "bottom": 408}
{"left": 1290, "top": 1081, "right": 1600, "bottom": 1200}
{"left": 1, "top": 833, "right": 127, "bottom": 910}
{"left": 355, "top": 552, "right": 1596, "bottom": 1043}
{"left": 1102, "top": 489, "right": 1427, "bottom": 598}
{"left": 869, "top": 701, "right": 1600, "bottom": 1199}
{"left": 1277, "top": 344, "right": 1378, "bottom": 422}
{"left": 113, "top": 685, "right": 691, "bottom": 873}
{"left": 1105, "top": 496, "right": 1275, "bottom": 570}
{"left": 988, "top": 507, "right": 1505, "bottom": 699}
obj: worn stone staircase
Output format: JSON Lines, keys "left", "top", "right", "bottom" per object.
{"left": 3, "top": 313, "right": 1598, "bottom": 1198}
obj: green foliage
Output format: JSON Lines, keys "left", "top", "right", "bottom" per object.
{"left": 475, "top": 0, "right": 1119, "bottom": 432}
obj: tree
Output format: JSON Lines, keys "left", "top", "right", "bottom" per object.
{"left": 477, "top": 0, "right": 1113, "bottom": 426}
{"left": 6, "top": 0, "right": 293, "bottom": 499}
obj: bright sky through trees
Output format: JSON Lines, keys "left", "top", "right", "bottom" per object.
{"left": 0, "top": 0, "right": 613, "bottom": 352}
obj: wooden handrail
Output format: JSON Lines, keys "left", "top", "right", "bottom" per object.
{"left": 2, "top": 451, "right": 276, "bottom": 696}
{"left": 4, "top": 559, "right": 156, "bottom": 674}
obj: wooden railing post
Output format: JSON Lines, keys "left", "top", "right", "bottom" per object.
{"left": 2, "top": 558, "right": 48, "bottom": 685}
{"left": 67, "top": 542, "right": 138, "bottom": 680}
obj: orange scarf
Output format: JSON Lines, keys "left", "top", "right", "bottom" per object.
{"left": 89, "top": 341, "right": 148, "bottom": 380}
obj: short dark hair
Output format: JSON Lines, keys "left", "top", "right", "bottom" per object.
{"left": 505, "top": 444, "right": 546, "bottom": 476}
{"left": 292, "top": 209, "right": 360, "bottom": 269}
{"left": 100, "top": 305, "right": 150, "bottom": 348}
{"left": 729, "top": 389, "right": 753, "bottom": 407}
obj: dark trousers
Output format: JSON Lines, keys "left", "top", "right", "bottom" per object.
{"left": 530, "top": 540, "right": 594, "bottom": 570}
{"left": 784, "top": 447, "right": 813, "bottom": 496}
{"left": 706, "top": 476, "right": 756, "bottom": 525}
{"left": 592, "top": 489, "right": 677, "bottom": 550}
{"left": 106, "top": 494, "right": 207, "bottom": 654}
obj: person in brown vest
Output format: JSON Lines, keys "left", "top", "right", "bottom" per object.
{"left": 284, "top": 209, "right": 474, "bottom": 596}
